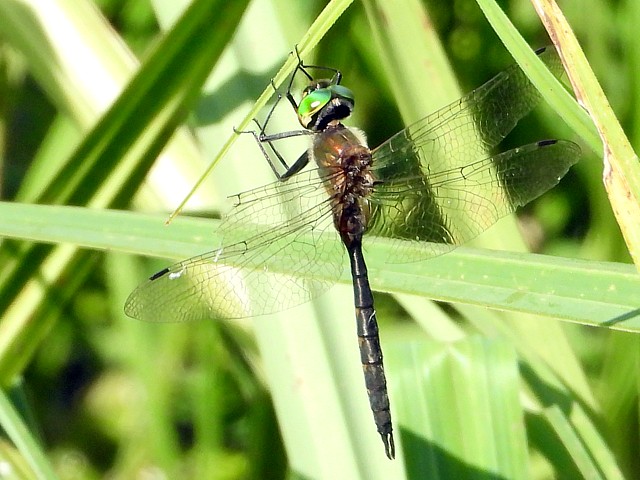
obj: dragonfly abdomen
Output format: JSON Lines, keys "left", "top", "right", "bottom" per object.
{"left": 346, "top": 237, "right": 395, "bottom": 460}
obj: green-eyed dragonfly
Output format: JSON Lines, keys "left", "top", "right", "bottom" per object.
{"left": 125, "top": 46, "right": 580, "bottom": 460}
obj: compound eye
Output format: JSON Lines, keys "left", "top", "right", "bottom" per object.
{"left": 298, "top": 88, "right": 331, "bottom": 119}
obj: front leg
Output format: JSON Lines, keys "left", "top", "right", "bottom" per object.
{"left": 235, "top": 124, "right": 312, "bottom": 181}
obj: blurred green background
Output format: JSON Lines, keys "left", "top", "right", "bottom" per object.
{"left": 0, "top": 0, "right": 638, "bottom": 479}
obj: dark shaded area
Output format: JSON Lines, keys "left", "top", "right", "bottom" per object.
{"left": 400, "top": 428, "right": 511, "bottom": 480}
{"left": 2, "top": 76, "right": 55, "bottom": 200}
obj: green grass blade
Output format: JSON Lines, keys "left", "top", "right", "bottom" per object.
{"left": 0, "top": 202, "right": 637, "bottom": 330}
{"left": 0, "top": 386, "right": 58, "bottom": 479}
{"left": 362, "top": 0, "right": 460, "bottom": 124}
{"left": 532, "top": 0, "right": 640, "bottom": 267}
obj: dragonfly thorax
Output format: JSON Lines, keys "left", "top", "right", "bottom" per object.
{"left": 312, "top": 124, "right": 374, "bottom": 244}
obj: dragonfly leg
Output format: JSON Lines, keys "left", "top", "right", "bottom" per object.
{"left": 235, "top": 124, "right": 311, "bottom": 180}
{"left": 289, "top": 45, "right": 343, "bottom": 87}
{"left": 280, "top": 151, "right": 310, "bottom": 180}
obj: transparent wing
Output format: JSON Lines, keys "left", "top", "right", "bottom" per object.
{"left": 371, "top": 47, "right": 564, "bottom": 177}
{"left": 367, "top": 47, "right": 579, "bottom": 261}
{"left": 125, "top": 169, "right": 343, "bottom": 322}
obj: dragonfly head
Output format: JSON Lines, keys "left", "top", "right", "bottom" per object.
{"left": 297, "top": 80, "right": 354, "bottom": 131}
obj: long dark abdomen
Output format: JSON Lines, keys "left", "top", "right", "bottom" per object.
{"left": 345, "top": 236, "right": 395, "bottom": 460}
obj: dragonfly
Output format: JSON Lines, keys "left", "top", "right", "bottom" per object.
{"left": 125, "top": 46, "right": 580, "bottom": 460}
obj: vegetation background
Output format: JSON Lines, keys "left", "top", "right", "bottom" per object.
{"left": 0, "top": 0, "right": 638, "bottom": 479}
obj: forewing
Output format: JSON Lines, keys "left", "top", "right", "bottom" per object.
{"left": 372, "top": 47, "right": 564, "bottom": 177}
{"left": 125, "top": 169, "right": 343, "bottom": 322}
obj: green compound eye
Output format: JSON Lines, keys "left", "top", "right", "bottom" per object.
{"left": 298, "top": 88, "right": 331, "bottom": 118}
{"left": 297, "top": 84, "right": 355, "bottom": 129}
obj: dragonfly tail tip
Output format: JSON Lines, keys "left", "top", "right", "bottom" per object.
{"left": 382, "top": 432, "right": 395, "bottom": 460}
